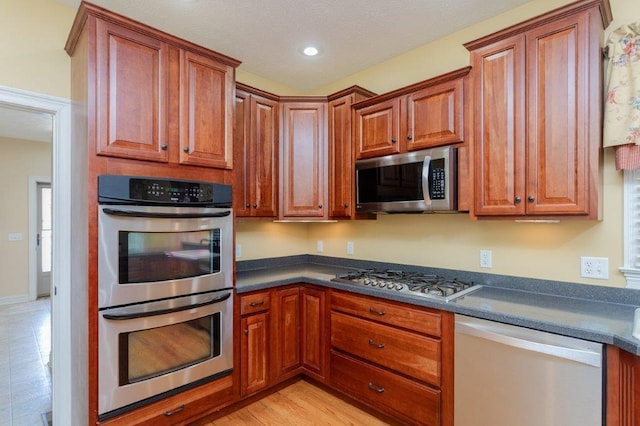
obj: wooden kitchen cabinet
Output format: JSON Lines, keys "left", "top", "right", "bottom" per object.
{"left": 94, "top": 19, "right": 170, "bottom": 163}
{"left": 234, "top": 84, "right": 279, "bottom": 217}
{"left": 91, "top": 8, "right": 237, "bottom": 169}
{"left": 606, "top": 345, "right": 640, "bottom": 426}
{"left": 99, "top": 376, "right": 233, "bottom": 426}
{"left": 353, "top": 68, "right": 469, "bottom": 160}
{"left": 329, "top": 290, "right": 453, "bottom": 426}
{"left": 327, "top": 87, "right": 376, "bottom": 218}
{"left": 271, "top": 287, "right": 301, "bottom": 381}
{"left": 239, "top": 291, "right": 271, "bottom": 397}
{"left": 178, "top": 50, "right": 235, "bottom": 169}
{"left": 301, "top": 286, "right": 328, "bottom": 382}
{"left": 279, "top": 99, "right": 328, "bottom": 219}
{"left": 465, "top": 0, "right": 611, "bottom": 219}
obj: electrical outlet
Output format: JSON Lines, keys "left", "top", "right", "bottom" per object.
{"left": 316, "top": 240, "right": 324, "bottom": 253}
{"left": 8, "top": 233, "right": 22, "bottom": 241}
{"left": 581, "top": 256, "right": 609, "bottom": 279}
{"left": 346, "top": 241, "right": 354, "bottom": 255}
{"left": 480, "top": 250, "right": 492, "bottom": 268}
{"left": 235, "top": 243, "right": 242, "bottom": 258}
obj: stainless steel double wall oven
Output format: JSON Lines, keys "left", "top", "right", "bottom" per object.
{"left": 97, "top": 175, "right": 234, "bottom": 420}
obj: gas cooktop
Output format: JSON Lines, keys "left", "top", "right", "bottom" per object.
{"left": 331, "top": 269, "right": 481, "bottom": 302}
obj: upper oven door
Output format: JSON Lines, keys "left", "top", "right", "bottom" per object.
{"left": 98, "top": 205, "right": 233, "bottom": 308}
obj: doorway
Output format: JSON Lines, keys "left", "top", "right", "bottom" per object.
{"left": 0, "top": 84, "right": 74, "bottom": 425}
{"left": 36, "top": 181, "right": 52, "bottom": 297}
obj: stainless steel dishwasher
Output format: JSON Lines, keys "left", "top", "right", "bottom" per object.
{"left": 455, "top": 314, "right": 603, "bottom": 426}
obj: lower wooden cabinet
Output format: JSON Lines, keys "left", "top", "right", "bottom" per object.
{"left": 98, "top": 375, "right": 233, "bottom": 426}
{"left": 272, "top": 287, "right": 301, "bottom": 381}
{"left": 301, "top": 286, "right": 327, "bottom": 381}
{"left": 239, "top": 291, "right": 271, "bottom": 397}
{"left": 329, "top": 290, "right": 453, "bottom": 426}
{"left": 331, "top": 351, "right": 441, "bottom": 426}
{"left": 606, "top": 345, "right": 640, "bottom": 426}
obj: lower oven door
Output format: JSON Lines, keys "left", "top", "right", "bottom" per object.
{"left": 98, "top": 289, "right": 233, "bottom": 419}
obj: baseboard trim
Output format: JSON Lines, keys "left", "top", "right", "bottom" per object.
{"left": 0, "top": 294, "right": 29, "bottom": 306}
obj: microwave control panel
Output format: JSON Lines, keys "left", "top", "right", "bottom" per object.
{"left": 430, "top": 158, "right": 446, "bottom": 200}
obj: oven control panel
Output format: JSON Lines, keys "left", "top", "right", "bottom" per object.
{"left": 98, "top": 175, "right": 232, "bottom": 206}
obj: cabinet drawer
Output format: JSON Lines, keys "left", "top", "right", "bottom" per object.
{"left": 240, "top": 291, "right": 271, "bottom": 315}
{"left": 331, "top": 311, "right": 440, "bottom": 386}
{"left": 99, "top": 375, "right": 233, "bottom": 425}
{"left": 331, "top": 291, "right": 441, "bottom": 337}
{"left": 331, "top": 351, "right": 440, "bottom": 426}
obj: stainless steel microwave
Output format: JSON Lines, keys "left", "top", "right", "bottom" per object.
{"left": 355, "top": 146, "right": 457, "bottom": 213}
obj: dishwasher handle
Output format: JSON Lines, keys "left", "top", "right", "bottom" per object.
{"left": 456, "top": 318, "right": 602, "bottom": 368}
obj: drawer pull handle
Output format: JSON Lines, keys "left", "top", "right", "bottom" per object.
{"left": 368, "top": 382, "right": 385, "bottom": 393}
{"left": 164, "top": 404, "right": 185, "bottom": 416}
{"left": 368, "top": 339, "right": 385, "bottom": 349}
{"left": 249, "top": 300, "right": 264, "bottom": 307}
{"left": 369, "top": 307, "right": 385, "bottom": 316}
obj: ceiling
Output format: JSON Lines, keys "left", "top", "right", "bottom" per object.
{"left": 4, "top": 0, "right": 534, "bottom": 143}
{"left": 0, "top": 105, "right": 53, "bottom": 143}
{"left": 53, "top": 0, "right": 531, "bottom": 93}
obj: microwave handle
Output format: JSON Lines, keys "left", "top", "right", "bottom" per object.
{"left": 102, "top": 208, "right": 231, "bottom": 219}
{"left": 102, "top": 291, "right": 231, "bottom": 320}
{"left": 421, "top": 155, "right": 432, "bottom": 206}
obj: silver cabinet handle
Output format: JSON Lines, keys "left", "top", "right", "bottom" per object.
{"left": 164, "top": 404, "right": 185, "bottom": 416}
{"left": 368, "top": 382, "right": 385, "bottom": 393}
{"left": 368, "top": 339, "right": 385, "bottom": 349}
{"left": 369, "top": 307, "right": 385, "bottom": 316}
{"left": 249, "top": 300, "right": 264, "bottom": 307}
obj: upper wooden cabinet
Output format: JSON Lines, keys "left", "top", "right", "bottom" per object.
{"left": 234, "top": 84, "right": 279, "bottom": 217}
{"left": 279, "top": 99, "right": 328, "bottom": 219}
{"left": 94, "top": 19, "right": 170, "bottom": 162}
{"left": 327, "top": 87, "right": 376, "bottom": 218}
{"left": 465, "top": 0, "right": 611, "bottom": 219}
{"left": 179, "top": 50, "right": 235, "bottom": 169}
{"left": 353, "top": 68, "right": 469, "bottom": 160}
{"left": 67, "top": 3, "right": 240, "bottom": 171}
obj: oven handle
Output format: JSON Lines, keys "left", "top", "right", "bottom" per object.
{"left": 102, "top": 208, "right": 231, "bottom": 219}
{"left": 102, "top": 292, "right": 231, "bottom": 320}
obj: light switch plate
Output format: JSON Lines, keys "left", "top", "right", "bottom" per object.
{"left": 8, "top": 233, "right": 23, "bottom": 241}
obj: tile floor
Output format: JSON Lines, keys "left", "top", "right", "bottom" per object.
{"left": 0, "top": 298, "right": 51, "bottom": 426}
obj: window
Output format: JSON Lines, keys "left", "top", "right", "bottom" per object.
{"left": 622, "top": 169, "right": 640, "bottom": 288}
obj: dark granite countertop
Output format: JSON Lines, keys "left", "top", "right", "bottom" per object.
{"left": 236, "top": 255, "right": 640, "bottom": 355}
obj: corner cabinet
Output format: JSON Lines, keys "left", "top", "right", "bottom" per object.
{"left": 607, "top": 345, "right": 640, "bottom": 425}
{"left": 327, "top": 87, "right": 376, "bottom": 218}
{"left": 234, "top": 84, "right": 279, "bottom": 217}
{"left": 279, "top": 99, "right": 328, "bottom": 219}
{"left": 465, "top": 0, "right": 611, "bottom": 219}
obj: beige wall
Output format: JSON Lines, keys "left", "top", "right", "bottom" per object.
{"left": 0, "top": 137, "right": 52, "bottom": 301}
{"left": 0, "top": 0, "right": 75, "bottom": 98}
{"left": 237, "top": 0, "right": 639, "bottom": 288}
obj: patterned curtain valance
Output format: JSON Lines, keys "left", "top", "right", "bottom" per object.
{"left": 603, "top": 22, "right": 640, "bottom": 170}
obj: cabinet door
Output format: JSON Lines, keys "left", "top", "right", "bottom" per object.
{"left": 95, "top": 20, "right": 169, "bottom": 162}
{"left": 272, "top": 287, "right": 301, "bottom": 380}
{"left": 471, "top": 34, "right": 526, "bottom": 216}
{"left": 240, "top": 312, "right": 269, "bottom": 396}
{"left": 354, "top": 98, "right": 401, "bottom": 159}
{"left": 280, "top": 102, "right": 327, "bottom": 218}
{"left": 179, "top": 50, "right": 234, "bottom": 169}
{"left": 251, "top": 95, "right": 279, "bottom": 217}
{"left": 234, "top": 90, "right": 252, "bottom": 216}
{"left": 328, "top": 95, "right": 354, "bottom": 218}
{"left": 301, "top": 287, "right": 326, "bottom": 380}
{"left": 406, "top": 78, "right": 464, "bottom": 150}
{"left": 525, "top": 12, "right": 591, "bottom": 215}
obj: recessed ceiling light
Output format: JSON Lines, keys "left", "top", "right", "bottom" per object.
{"left": 302, "top": 46, "right": 319, "bottom": 56}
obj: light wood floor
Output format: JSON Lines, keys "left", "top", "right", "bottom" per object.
{"left": 203, "top": 380, "right": 391, "bottom": 425}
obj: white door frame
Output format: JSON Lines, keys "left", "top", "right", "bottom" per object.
{"left": 28, "top": 176, "right": 52, "bottom": 301}
{"left": 0, "top": 85, "right": 74, "bottom": 426}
